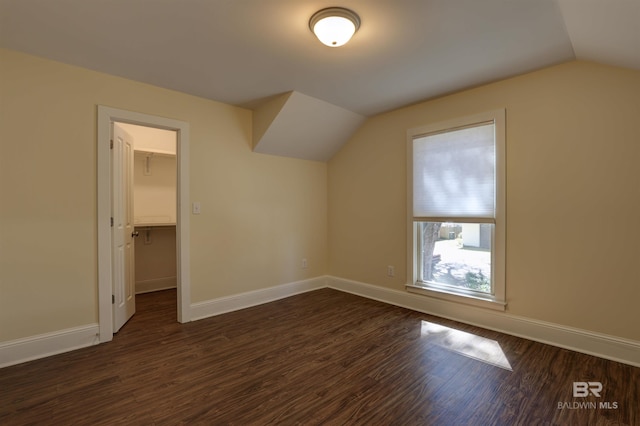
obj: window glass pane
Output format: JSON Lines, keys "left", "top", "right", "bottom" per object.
{"left": 413, "top": 123, "right": 495, "bottom": 218}
{"left": 418, "top": 222, "right": 492, "bottom": 294}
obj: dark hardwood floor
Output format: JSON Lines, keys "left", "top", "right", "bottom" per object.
{"left": 1, "top": 288, "right": 638, "bottom": 425}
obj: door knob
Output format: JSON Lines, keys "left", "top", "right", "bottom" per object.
{"left": 132, "top": 231, "right": 140, "bottom": 237}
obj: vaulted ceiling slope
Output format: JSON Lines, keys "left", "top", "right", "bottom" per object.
{"left": 253, "top": 91, "right": 366, "bottom": 162}
{"left": 1, "top": 0, "right": 638, "bottom": 160}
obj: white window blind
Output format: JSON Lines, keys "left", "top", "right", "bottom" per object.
{"left": 413, "top": 122, "right": 496, "bottom": 220}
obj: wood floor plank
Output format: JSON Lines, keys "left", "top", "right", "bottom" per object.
{"left": 1, "top": 288, "right": 638, "bottom": 425}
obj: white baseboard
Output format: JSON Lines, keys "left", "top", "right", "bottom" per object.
{"left": 4, "top": 276, "right": 638, "bottom": 369}
{"left": 190, "top": 276, "right": 328, "bottom": 321}
{"left": 0, "top": 324, "right": 100, "bottom": 368}
{"left": 327, "top": 276, "right": 640, "bottom": 368}
{"left": 136, "top": 276, "right": 177, "bottom": 294}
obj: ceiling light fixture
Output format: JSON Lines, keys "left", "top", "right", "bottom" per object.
{"left": 309, "top": 7, "right": 361, "bottom": 47}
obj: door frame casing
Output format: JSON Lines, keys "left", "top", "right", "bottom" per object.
{"left": 97, "top": 106, "right": 191, "bottom": 343}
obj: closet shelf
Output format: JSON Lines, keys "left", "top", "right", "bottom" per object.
{"left": 134, "top": 222, "right": 176, "bottom": 227}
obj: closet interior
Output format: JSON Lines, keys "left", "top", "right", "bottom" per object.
{"left": 119, "top": 123, "right": 177, "bottom": 295}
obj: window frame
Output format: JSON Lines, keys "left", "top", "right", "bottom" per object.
{"left": 406, "top": 109, "right": 506, "bottom": 311}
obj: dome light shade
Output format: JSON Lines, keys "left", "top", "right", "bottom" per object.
{"left": 309, "top": 7, "right": 361, "bottom": 47}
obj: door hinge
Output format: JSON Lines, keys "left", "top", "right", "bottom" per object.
{"left": 110, "top": 217, "right": 114, "bottom": 227}
{"left": 112, "top": 295, "right": 115, "bottom": 304}
{"left": 110, "top": 139, "right": 113, "bottom": 149}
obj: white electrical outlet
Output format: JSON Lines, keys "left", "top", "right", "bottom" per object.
{"left": 387, "top": 265, "right": 395, "bottom": 277}
{"left": 302, "top": 258, "right": 308, "bottom": 269}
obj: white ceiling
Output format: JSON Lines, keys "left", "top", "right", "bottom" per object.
{"left": 2, "top": 0, "right": 638, "bottom": 118}
{"left": 1, "top": 1, "right": 638, "bottom": 161}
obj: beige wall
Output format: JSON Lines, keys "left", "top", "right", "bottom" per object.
{"left": 2, "top": 48, "right": 638, "bottom": 346}
{"left": 328, "top": 61, "right": 640, "bottom": 341}
{"left": 0, "top": 48, "right": 328, "bottom": 342}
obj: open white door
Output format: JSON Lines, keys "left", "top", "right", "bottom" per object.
{"left": 112, "top": 122, "right": 136, "bottom": 332}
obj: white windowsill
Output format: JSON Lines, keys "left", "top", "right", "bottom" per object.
{"left": 406, "top": 283, "right": 506, "bottom": 311}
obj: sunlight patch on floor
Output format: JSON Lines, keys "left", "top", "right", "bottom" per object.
{"left": 421, "top": 321, "right": 512, "bottom": 371}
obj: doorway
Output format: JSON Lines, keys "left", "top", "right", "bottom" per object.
{"left": 97, "top": 106, "right": 191, "bottom": 343}
{"left": 116, "top": 122, "right": 178, "bottom": 332}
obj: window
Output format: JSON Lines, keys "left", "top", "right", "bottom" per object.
{"left": 407, "top": 110, "right": 506, "bottom": 310}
